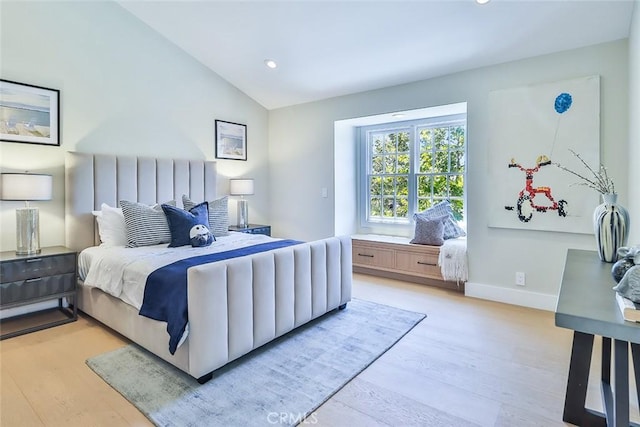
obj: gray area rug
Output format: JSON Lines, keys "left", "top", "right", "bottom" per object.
{"left": 86, "top": 298, "right": 425, "bottom": 427}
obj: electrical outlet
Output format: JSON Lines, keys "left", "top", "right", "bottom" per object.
{"left": 515, "top": 272, "right": 526, "bottom": 286}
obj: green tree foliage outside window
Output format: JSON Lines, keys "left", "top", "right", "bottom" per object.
{"left": 367, "top": 120, "right": 466, "bottom": 223}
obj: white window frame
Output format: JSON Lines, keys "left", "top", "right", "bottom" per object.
{"left": 358, "top": 113, "right": 467, "bottom": 231}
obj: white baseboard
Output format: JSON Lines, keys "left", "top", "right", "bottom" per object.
{"left": 464, "top": 282, "right": 558, "bottom": 311}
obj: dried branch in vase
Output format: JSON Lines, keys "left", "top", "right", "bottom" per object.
{"left": 553, "top": 149, "right": 615, "bottom": 195}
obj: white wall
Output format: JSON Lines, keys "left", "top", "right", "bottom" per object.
{"left": 0, "top": 1, "right": 269, "bottom": 252}
{"left": 269, "top": 40, "right": 629, "bottom": 309}
{"left": 629, "top": 0, "right": 640, "bottom": 246}
{"left": 334, "top": 123, "right": 357, "bottom": 236}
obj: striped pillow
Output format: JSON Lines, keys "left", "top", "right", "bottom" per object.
{"left": 120, "top": 200, "right": 176, "bottom": 248}
{"left": 182, "top": 195, "right": 229, "bottom": 238}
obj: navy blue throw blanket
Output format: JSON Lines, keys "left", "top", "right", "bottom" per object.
{"left": 139, "top": 239, "right": 303, "bottom": 354}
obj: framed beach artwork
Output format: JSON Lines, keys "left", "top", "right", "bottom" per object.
{"left": 215, "top": 120, "right": 247, "bottom": 161}
{"left": 487, "top": 75, "right": 601, "bottom": 234}
{"left": 0, "top": 80, "right": 60, "bottom": 146}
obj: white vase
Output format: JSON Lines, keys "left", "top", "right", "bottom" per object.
{"left": 593, "top": 193, "right": 630, "bottom": 263}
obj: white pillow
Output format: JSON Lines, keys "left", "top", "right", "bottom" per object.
{"left": 92, "top": 203, "right": 127, "bottom": 246}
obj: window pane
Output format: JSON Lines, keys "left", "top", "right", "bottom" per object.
{"left": 383, "top": 197, "right": 395, "bottom": 217}
{"left": 397, "top": 176, "right": 408, "bottom": 196}
{"left": 434, "top": 128, "right": 447, "bottom": 151}
{"left": 419, "top": 151, "right": 433, "bottom": 173}
{"left": 433, "top": 175, "right": 447, "bottom": 197}
{"left": 396, "top": 197, "right": 408, "bottom": 218}
{"left": 417, "top": 198, "right": 433, "bottom": 212}
{"left": 397, "top": 153, "right": 410, "bottom": 173}
{"left": 369, "top": 176, "right": 382, "bottom": 196}
{"left": 397, "top": 132, "right": 410, "bottom": 152}
{"left": 372, "top": 134, "right": 384, "bottom": 154}
{"left": 385, "top": 133, "right": 397, "bottom": 153}
{"left": 449, "top": 126, "right": 465, "bottom": 149}
{"left": 417, "top": 175, "right": 432, "bottom": 197}
{"left": 383, "top": 177, "right": 395, "bottom": 195}
{"left": 450, "top": 150, "right": 465, "bottom": 173}
{"left": 371, "top": 155, "right": 383, "bottom": 174}
{"left": 449, "top": 175, "right": 464, "bottom": 197}
{"left": 370, "top": 197, "right": 381, "bottom": 217}
{"left": 419, "top": 128, "right": 432, "bottom": 151}
{"left": 384, "top": 155, "right": 396, "bottom": 173}
{"left": 435, "top": 151, "right": 448, "bottom": 172}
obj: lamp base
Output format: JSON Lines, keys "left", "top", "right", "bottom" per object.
{"left": 16, "top": 207, "right": 41, "bottom": 255}
{"left": 16, "top": 249, "right": 42, "bottom": 255}
{"left": 237, "top": 199, "right": 249, "bottom": 228}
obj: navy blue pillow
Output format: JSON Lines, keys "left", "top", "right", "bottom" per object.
{"left": 162, "top": 202, "right": 213, "bottom": 248}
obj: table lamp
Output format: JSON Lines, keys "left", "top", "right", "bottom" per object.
{"left": 1, "top": 173, "right": 53, "bottom": 255}
{"left": 229, "top": 178, "right": 254, "bottom": 228}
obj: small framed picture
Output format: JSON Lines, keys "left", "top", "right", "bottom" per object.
{"left": 0, "top": 79, "right": 60, "bottom": 146}
{"left": 215, "top": 120, "right": 247, "bottom": 161}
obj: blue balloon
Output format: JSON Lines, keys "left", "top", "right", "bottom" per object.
{"left": 555, "top": 93, "right": 572, "bottom": 114}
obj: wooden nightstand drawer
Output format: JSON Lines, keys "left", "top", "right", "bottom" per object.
{"left": 1, "top": 254, "right": 76, "bottom": 282}
{"left": 1, "top": 273, "right": 76, "bottom": 306}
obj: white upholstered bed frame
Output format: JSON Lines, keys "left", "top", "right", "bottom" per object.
{"left": 65, "top": 151, "right": 352, "bottom": 383}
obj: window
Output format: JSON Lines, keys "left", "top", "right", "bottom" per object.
{"left": 359, "top": 113, "right": 466, "bottom": 228}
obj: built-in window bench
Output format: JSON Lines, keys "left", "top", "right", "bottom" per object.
{"left": 351, "top": 234, "right": 465, "bottom": 292}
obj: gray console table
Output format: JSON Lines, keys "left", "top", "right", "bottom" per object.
{"left": 556, "top": 249, "right": 640, "bottom": 427}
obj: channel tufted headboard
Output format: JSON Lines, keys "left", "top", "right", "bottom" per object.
{"left": 65, "top": 151, "right": 217, "bottom": 253}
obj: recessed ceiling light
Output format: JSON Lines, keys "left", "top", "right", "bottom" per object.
{"left": 264, "top": 59, "right": 278, "bottom": 69}
{"left": 476, "top": 0, "right": 490, "bottom": 4}
{"left": 392, "top": 113, "right": 405, "bottom": 118}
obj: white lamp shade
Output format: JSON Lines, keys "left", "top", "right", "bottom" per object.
{"left": 229, "top": 178, "right": 254, "bottom": 196}
{"left": 1, "top": 173, "right": 53, "bottom": 201}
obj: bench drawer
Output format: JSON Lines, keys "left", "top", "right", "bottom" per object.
{"left": 395, "top": 251, "right": 443, "bottom": 279}
{"left": 352, "top": 245, "right": 395, "bottom": 269}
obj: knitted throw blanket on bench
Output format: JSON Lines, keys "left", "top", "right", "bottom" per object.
{"left": 438, "top": 239, "right": 468, "bottom": 282}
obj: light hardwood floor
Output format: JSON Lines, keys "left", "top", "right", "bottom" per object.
{"left": 1, "top": 273, "right": 638, "bottom": 426}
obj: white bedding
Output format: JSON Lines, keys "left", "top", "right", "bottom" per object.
{"left": 79, "top": 232, "right": 277, "bottom": 310}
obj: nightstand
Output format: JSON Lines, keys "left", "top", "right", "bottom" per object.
{"left": 0, "top": 246, "right": 78, "bottom": 339}
{"left": 229, "top": 224, "right": 271, "bottom": 236}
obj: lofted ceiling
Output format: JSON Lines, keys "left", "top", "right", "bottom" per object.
{"left": 118, "top": 0, "right": 635, "bottom": 110}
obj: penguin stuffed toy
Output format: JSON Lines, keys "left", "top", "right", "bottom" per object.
{"left": 189, "top": 224, "right": 215, "bottom": 247}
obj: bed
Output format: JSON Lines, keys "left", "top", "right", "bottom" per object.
{"left": 65, "top": 151, "right": 352, "bottom": 383}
